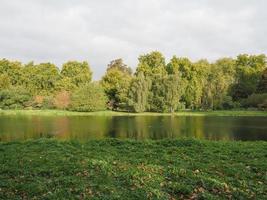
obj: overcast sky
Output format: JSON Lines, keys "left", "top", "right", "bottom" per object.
{"left": 0, "top": 0, "right": 266, "bottom": 79}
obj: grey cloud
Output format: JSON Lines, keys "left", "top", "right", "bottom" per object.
{"left": 0, "top": 0, "right": 266, "bottom": 79}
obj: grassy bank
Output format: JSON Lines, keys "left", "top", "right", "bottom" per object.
{"left": 0, "top": 139, "right": 266, "bottom": 199}
{"left": 0, "top": 109, "right": 267, "bottom": 117}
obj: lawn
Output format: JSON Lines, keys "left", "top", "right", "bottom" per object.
{"left": 0, "top": 109, "right": 267, "bottom": 117}
{"left": 0, "top": 139, "right": 266, "bottom": 199}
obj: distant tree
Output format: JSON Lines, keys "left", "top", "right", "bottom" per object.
{"left": 101, "top": 59, "right": 132, "bottom": 110}
{"left": 55, "top": 77, "right": 76, "bottom": 92}
{"left": 0, "top": 73, "right": 11, "bottom": 89}
{"left": 231, "top": 54, "right": 266, "bottom": 100}
{"left": 163, "top": 75, "right": 185, "bottom": 112}
{"left": 201, "top": 58, "right": 236, "bottom": 110}
{"left": 22, "top": 62, "right": 60, "bottom": 95}
{"left": 257, "top": 68, "right": 267, "bottom": 93}
{"left": 136, "top": 51, "right": 167, "bottom": 77}
{"left": 70, "top": 83, "right": 107, "bottom": 112}
{"left": 106, "top": 58, "right": 132, "bottom": 75}
{"left": 61, "top": 61, "right": 92, "bottom": 88}
{"left": 128, "top": 73, "right": 151, "bottom": 112}
{"left": 166, "top": 56, "right": 191, "bottom": 75}
{"left": 0, "top": 59, "right": 23, "bottom": 86}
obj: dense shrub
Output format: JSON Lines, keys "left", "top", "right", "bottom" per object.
{"left": 70, "top": 83, "right": 107, "bottom": 112}
{"left": 0, "top": 87, "right": 32, "bottom": 109}
{"left": 241, "top": 93, "right": 267, "bottom": 109}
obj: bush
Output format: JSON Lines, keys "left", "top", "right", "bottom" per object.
{"left": 0, "top": 87, "right": 32, "bottom": 109}
{"left": 53, "top": 90, "right": 70, "bottom": 109}
{"left": 70, "top": 83, "right": 107, "bottom": 112}
{"left": 241, "top": 93, "right": 267, "bottom": 109}
{"left": 31, "top": 95, "right": 55, "bottom": 109}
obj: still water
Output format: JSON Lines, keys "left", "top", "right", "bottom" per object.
{"left": 0, "top": 115, "right": 266, "bottom": 142}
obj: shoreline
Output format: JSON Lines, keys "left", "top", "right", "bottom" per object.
{"left": 0, "top": 109, "right": 267, "bottom": 117}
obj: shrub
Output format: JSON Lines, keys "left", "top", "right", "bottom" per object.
{"left": 53, "top": 90, "right": 70, "bottom": 109}
{"left": 0, "top": 87, "right": 32, "bottom": 109}
{"left": 241, "top": 93, "right": 267, "bottom": 109}
{"left": 70, "top": 83, "right": 107, "bottom": 112}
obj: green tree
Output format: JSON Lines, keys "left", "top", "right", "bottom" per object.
{"left": 128, "top": 73, "right": 151, "bottom": 112}
{"left": 231, "top": 54, "right": 266, "bottom": 100}
{"left": 101, "top": 59, "right": 132, "bottom": 110}
{"left": 61, "top": 61, "right": 92, "bottom": 88}
{"left": 136, "top": 51, "right": 167, "bottom": 77}
{"left": 22, "top": 62, "right": 60, "bottom": 95}
{"left": 0, "top": 59, "right": 23, "bottom": 86}
{"left": 257, "top": 68, "right": 267, "bottom": 93}
{"left": 70, "top": 83, "right": 107, "bottom": 112}
{"left": 201, "top": 58, "right": 235, "bottom": 109}
{"left": 163, "top": 75, "right": 185, "bottom": 112}
{"left": 0, "top": 73, "right": 11, "bottom": 89}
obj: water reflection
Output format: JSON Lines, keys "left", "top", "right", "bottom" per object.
{"left": 0, "top": 115, "right": 266, "bottom": 142}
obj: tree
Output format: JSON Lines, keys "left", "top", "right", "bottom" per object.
{"left": 106, "top": 58, "right": 132, "bottom": 75}
{"left": 201, "top": 58, "right": 235, "bottom": 110}
{"left": 166, "top": 56, "right": 191, "bottom": 75}
{"left": 101, "top": 59, "right": 132, "bottom": 110}
{"left": 231, "top": 54, "right": 266, "bottom": 100}
{"left": 0, "top": 59, "right": 23, "bottom": 86}
{"left": 22, "top": 62, "right": 60, "bottom": 95}
{"left": 136, "top": 51, "right": 167, "bottom": 77}
{"left": 257, "top": 68, "right": 267, "bottom": 93}
{"left": 61, "top": 61, "right": 92, "bottom": 88}
{"left": 128, "top": 73, "right": 151, "bottom": 112}
{"left": 0, "top": 73, "right": 11, "bottom": 89}
{"left": 70, "top": 83, "right": 107, "bottom": 112}
{"left": 163, "top": 75, "right": 185, "bottom": 112}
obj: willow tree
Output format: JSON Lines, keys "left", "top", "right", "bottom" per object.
{"left": 162, "top": 75, "right": 185, "bottom": 112}
{"left": 128, "top": 73, "right": 151, "bottom": 112}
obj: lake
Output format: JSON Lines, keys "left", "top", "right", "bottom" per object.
{"left": 0, "top": 115, "right": 266, "bottom": 142}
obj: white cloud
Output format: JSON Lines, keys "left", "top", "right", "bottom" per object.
{"left": 0, "top": 0, "right": 266, "bottom": 79}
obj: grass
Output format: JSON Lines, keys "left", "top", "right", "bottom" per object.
{"left": 0, "top": 109, "right": 267, "bottom": 117}
{"left": 0, "top": 139, "right": 266, "bottom": 199}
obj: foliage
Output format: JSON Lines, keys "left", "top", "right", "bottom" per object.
{"left": 128, "top": 73, "right": 151, "bottom": 112}
{"left": 53, "top": 90, "right": 70, "bottom": 110}
{"left": 101, "top": 59, "right": 132, "bottom": 110}
{"left": 61, "top": 61, "right": 92, "bottom": 89}
{"left": 0, "top": 73, "right": 11, "bottom": 89}
{"left": 0, "top": 87, "right": 32, "bottom": 109}
{"left": 0, "top": 139, "right": 266, "bottom": 199}
{"left": 0, "top": 59, "right": 23, "bottom": 86}
{"left": 136, "top": 51, "right": 167, "bottom": 77}
{"left": 241, "top": 93, "right": 267, "bottom": 109}
{"left": 257, "top": 68, "right": 267, "bottom": 93}
{"left": 0, "top": 53, "right": 266, "bottom": 113}
{"left": 231, "top": 54, "right": 266, "bottom": 100}
{"left": 22, "top": 62, "right": 60, "bottom": 95}
{"left": 70, "top": 83, "right": 107, "bottom": 112}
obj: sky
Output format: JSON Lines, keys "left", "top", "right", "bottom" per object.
{"left": 0, "top": 0, "right": 266, "bottom": 80}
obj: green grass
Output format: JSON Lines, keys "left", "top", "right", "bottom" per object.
{"left": 0, "top": 139, "right": 266, "bottom": 199}
{"left": 0, "top": 109, "right": 266, "bottom": 117}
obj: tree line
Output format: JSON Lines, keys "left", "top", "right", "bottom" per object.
{"left": 0, "top": 52, "right": 266, "bottom": 112}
